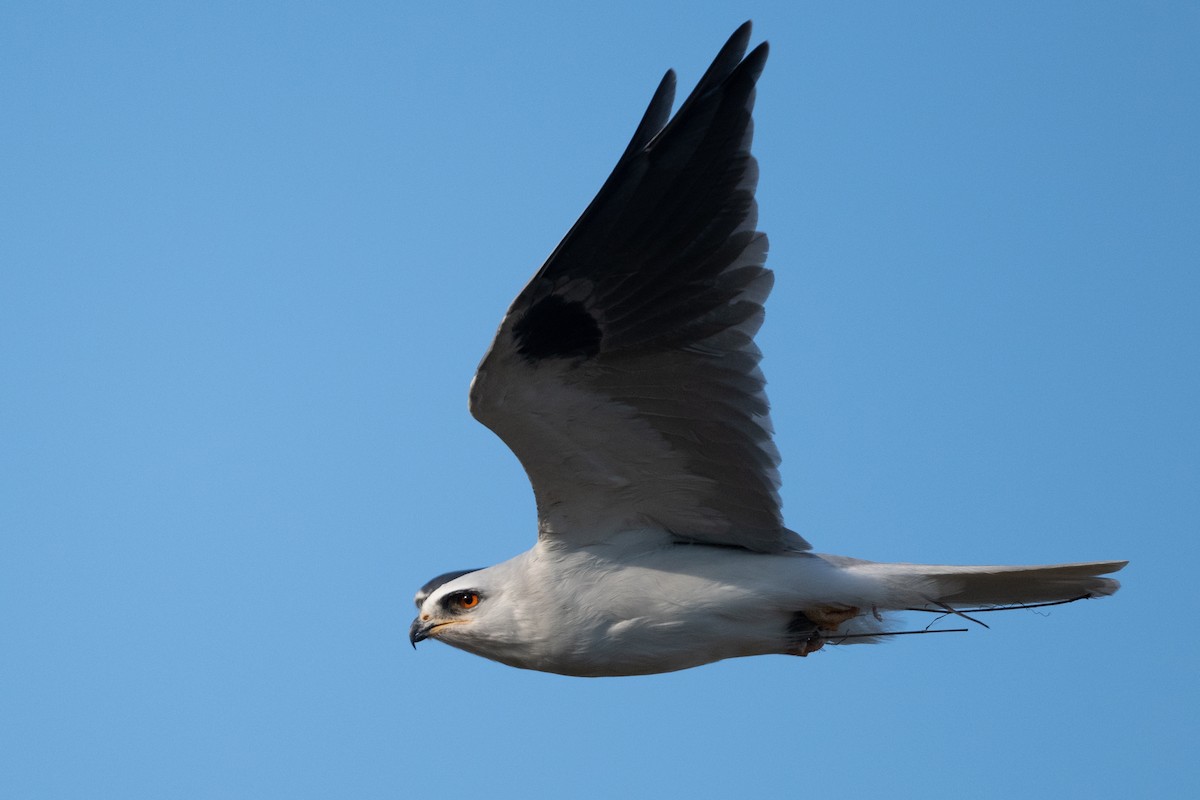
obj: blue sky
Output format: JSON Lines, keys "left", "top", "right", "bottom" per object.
{"left": 3, "top": 2, "right": 1197, "bottom": 798}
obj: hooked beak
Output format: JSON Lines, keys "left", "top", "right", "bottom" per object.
{"left": 409, "top": 617, "right": 431, "bottom": 648}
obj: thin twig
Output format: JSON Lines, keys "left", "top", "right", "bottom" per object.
{"left": 904, "top": 594, "right": 1093, "bottom": 616}
{"left": 926, "top": 599, "right": 990, "bottom": 629}
{"left": 822, "top": 627, "right": 969, "bottom": 643}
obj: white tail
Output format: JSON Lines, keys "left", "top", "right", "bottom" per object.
{"left": 802, "top": 557, "right": 1126, "bottom": 647}
{"left": 837, "top": 557, "right": 1128, "bottom": 609}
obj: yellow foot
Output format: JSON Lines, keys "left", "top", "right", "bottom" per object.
{"left": 805, "top": 605, "right": 860, "bottom": 632}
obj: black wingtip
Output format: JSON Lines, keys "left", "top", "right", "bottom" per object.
{"left": 728, "top": 20, "right": 754, "bottom": 53}
{"left": 622, "top": 69, "right": 678, "bottom": 160}
{"left": 740, "top": 40, "right": 770, "bottom": 83}
{"left": 698, "top": 21, "right": 755, "bottom": 94}
{"left": 656, "top": 22, "right": 766, "bottom": 135}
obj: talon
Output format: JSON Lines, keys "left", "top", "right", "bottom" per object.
{"left": 788, "top": 636, "right": 825, "bottom": 657}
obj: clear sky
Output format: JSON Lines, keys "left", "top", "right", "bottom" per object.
{"left": 3, "top": 2, "right": 1198, "bottom": 798}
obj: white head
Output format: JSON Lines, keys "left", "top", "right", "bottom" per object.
{"left": 409, "top": 566, "right": 526, "bottom": 665}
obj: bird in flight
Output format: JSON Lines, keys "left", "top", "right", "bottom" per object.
{"left": 409, "top": 22, "right": 1125, "bottom": 677}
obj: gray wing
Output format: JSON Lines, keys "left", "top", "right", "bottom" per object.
{"left": 469, "top": 22, "right": 807, "bottom": 554}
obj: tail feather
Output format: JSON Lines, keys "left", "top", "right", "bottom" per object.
{"left": 806, "top": 556, "right": 1125, "bottom": 646}
{"left": 860, "top": 559, "right": 1127, "bottom": 608}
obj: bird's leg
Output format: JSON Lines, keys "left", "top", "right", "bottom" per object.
{"left": 805, "top": 604, "right": 860, "bottom": 631}
{"left": 785, "top": 605, "right": 861, "bottom": 656}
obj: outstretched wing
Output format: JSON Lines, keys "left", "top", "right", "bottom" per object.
{"left": 469, "top": 22, "right": 806, "bottom": 553}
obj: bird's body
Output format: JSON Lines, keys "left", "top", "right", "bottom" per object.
{"left": 417, "top": 533, "right": 1121, "bottom": 677}
{"left": 409, "top": 23, "right": 1125, "bottom": 677}
{"left": 419, "top": 534, "right": 845, "bottom": 677}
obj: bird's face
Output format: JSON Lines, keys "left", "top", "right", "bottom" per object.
{"left": 409, "top": 563, "right": 547, "bottom": 670}
{"left": 409, "top": 568, "right": 496, "bottom": 650}
{"left": 410, "top": 586, "right": 484, "bottom": 646}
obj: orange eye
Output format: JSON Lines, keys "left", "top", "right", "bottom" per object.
{"left": 457, "top": 592, "right": 480, "bottom": 609}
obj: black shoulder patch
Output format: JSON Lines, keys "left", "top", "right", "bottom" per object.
{"left": 513, "top": 295, "right": 602, "bottom": 361}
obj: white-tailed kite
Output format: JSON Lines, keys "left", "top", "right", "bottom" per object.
{"left": 409, "top": 22, "right": 1125, "bottom": 677}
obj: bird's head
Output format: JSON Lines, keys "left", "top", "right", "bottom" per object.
{"left": 409, "top": 568, "right": 495, "bottom": 651}
{"left": 409, "top": 557, "right": 566, "bottom": 671}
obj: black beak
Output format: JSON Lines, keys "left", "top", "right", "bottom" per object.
{"left": 409, "top": 618, "right": 430, "bottom": 649}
